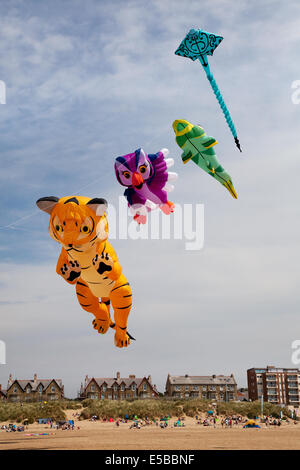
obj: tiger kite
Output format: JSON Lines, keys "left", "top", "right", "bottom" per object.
{"left": 36, "top": 195, "right": 133, "bottom": 348}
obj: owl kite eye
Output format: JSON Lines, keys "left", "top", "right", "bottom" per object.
{"left": 139, "top": 164, "right": 147, "bottom": 174}
{"left": 80, "top": 225, "right": 91, "bottom": 234}
{"left": 55, "top": 224, "right": 63, "bottom": 233}
{"left": 123, "top": 171, "right": 130, "bottom": 179}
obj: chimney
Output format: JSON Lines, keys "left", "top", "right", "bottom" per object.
{"left": 8, "top": 374, "right": 13, "bottom": 387}
{"left": 147, "top": 375, "right": 152, "bottom": 384}
{"left": 129, "top": 374, "right": 135, "bottom": 379}
{"left": 117, "top": 371, "right": 120, "bottom": 380}
{"left": 33, "top": 374, "right": 37, "bottom": 384}
{"left": 85, "top": 375, "right": 89, "bottom": 386}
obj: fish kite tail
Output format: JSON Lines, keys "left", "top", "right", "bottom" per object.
{"left": 207, "top": 74, "right": 242, "bottom": 152}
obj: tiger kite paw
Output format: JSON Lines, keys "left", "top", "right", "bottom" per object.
{"left": 92, "top": 252, "right": 114, "bottom": 275}
{"left": 114, "top": 327, "right": 131, "bottom": 348}
{"left": 92, "top": 317, "right": 111, "bottom": 334}
{"left": 60, "top": 261, "right": 81, "bottom": 283}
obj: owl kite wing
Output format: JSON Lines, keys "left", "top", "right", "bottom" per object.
{"left": 148, "top": 149, "right": 178, "bottom": 195}
{"left": 124, "top": 188, "right": 146, "bottom": 208}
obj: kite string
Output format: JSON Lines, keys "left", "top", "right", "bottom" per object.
{"left": 0, "top": 173, "right": 106, "bottom": 231}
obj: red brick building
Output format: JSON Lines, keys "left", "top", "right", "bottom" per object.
{"left": 247, "top": 366, "right": 300, "bottom": 405}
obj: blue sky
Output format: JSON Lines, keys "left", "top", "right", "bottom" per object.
{"left": 0, "top": 0, "right": 300, "bottom": 397}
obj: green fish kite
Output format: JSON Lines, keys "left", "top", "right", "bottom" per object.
{"left": 172, "top": 119, "right": 238, "bottom": 199}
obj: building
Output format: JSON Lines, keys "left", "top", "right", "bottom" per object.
{"left": 6, "top": 374, "right": 64, "bottom": 402}
{"left": 80, "top": 372, "right": 159, "bottom": 400}
{"left": 165, "top": 374, "right": 237, "bottom": 401}
{"left": 0, "top": 384, "right": 7, "bottom": 401}
{"left": 247, "top": 366, "right": 300, "bottom": 405}
{"left": 237, "top": 388, "right": 249, "bottom": 401}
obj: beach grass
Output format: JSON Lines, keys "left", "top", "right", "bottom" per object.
{"left": 0, "top": 398, "right": 291, "bottom": 423}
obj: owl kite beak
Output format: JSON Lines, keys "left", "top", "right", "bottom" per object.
{"left": 132, "top": 172, "right": 144, "bottom": 188}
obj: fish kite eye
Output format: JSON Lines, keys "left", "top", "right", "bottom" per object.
{"left": 123, "top": 171, "right": 131, "bottom": 179}
{"left": 55, "top": 224, "right": 63, "bottom": 233}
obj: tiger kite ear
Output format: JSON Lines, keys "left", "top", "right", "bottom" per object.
{"left": 86, "top": 198, "right": 108, "bottom": 216}
{"left": 36, "top": 196, "right": 59, "bottom": 214}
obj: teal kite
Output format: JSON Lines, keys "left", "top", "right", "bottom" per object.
{"left": 175, "top": 28, "right": 242, "bottom": 152}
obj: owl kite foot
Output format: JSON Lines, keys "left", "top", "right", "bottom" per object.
{"left": 114, "top": 327, "right": 131, "bottom": 348}
{"left": 133, "top": 213, "right": 147, "bottom": 224}
{"left": 160, "top": 201, "right": 175, "bottom": 215}
{"left": 92, "top": 317, "right": 111, "bottom": 334}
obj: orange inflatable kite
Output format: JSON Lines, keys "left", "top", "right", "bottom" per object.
{"left": 36, "top": 195, "right": 133, "bottom": 348}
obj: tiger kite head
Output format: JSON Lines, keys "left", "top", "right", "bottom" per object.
{"left": 36, "top": 196, "right": 108, "bottom": 252}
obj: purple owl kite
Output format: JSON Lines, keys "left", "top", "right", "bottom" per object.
{"left": 114, "top": 148, "right": 178, "bottom": 224}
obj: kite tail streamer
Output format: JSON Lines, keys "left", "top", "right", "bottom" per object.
{"left": 207, "top": 74, "right": 242, "bottom": 152}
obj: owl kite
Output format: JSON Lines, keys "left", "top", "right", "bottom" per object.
{"left": 115, "top": 148, "right": 177, "bottom": 224}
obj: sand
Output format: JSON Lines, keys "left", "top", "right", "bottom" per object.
{"left": 0, "top": 410, "right": 299, "bottom": 450}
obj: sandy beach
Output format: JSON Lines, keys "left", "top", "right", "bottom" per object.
{"left": 1, "top": 410, "right": 300, "bottom": 450}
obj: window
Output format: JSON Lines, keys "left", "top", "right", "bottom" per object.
{"left": 113, "top": 384, "right": 118, "bottom": 391}
{"left": 143, "top": 384, "right": 147, "bottom": 391}
{"left": 185, "top": 386, "right": 189, "bottom": 391}
{"left": 51, "top": 386, "right": 55, "bottom": 393}
{"left": 26, "top": 387, "right": 30, "bottom": 394}
{"left": 121, "top": 384, "right": 125, "bottom": 391}
{"left": 202, "top": 386, "right": 207, "bottom": 391}
{"left": 91, "top": 384, "right": 95, "bottom": 392}
{"left": 102, "top": 384, "right": 107, "bottom": 392}
{"left": 131, "top": 383, "right": 136, "bottom": 391}
{"left": 175, "top": 386, "right": 181, "bottom": 391}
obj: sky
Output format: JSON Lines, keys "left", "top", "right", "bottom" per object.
{"left": 0, "top": 0, "right": 300, "bottom": 398}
